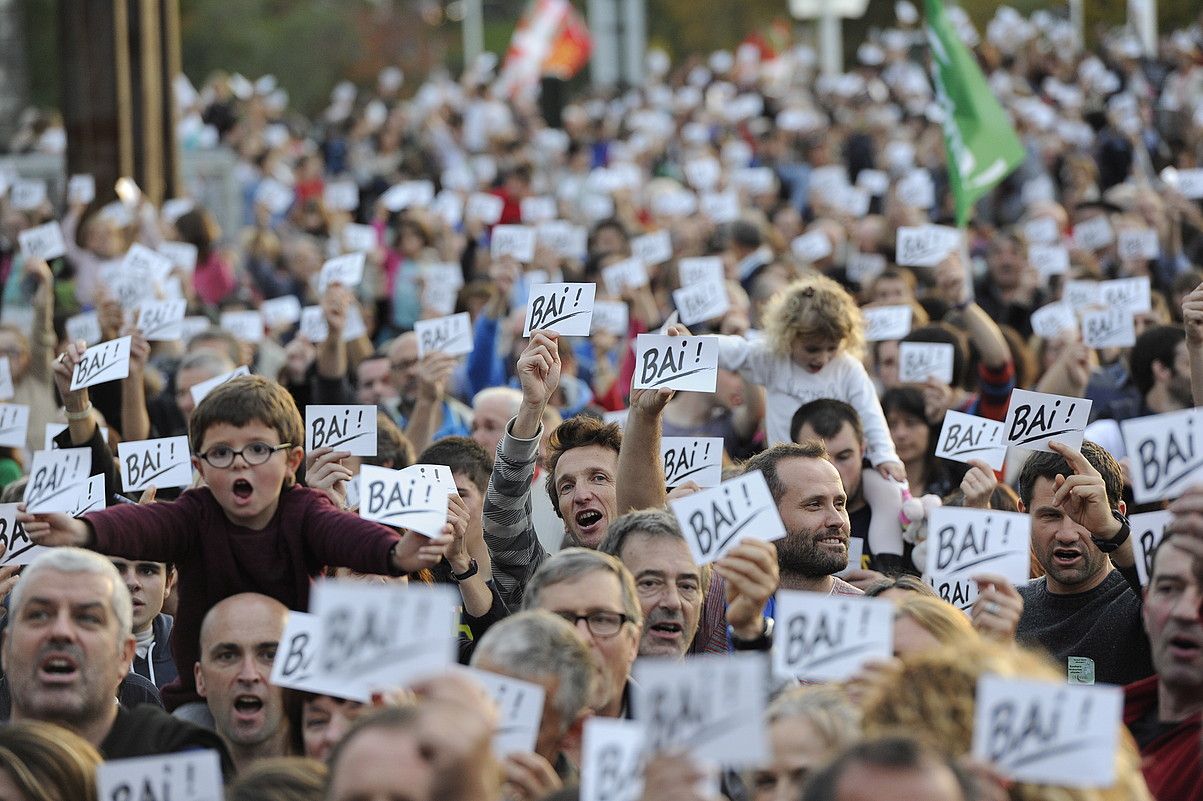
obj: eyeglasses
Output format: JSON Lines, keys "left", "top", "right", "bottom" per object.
{"left": 197, "top": 441, "right": 291, "bottom": 468}
{"left": 389, "top": 358, "right": 418, "bottom": 373}
{"left": 552, "top": 610, "right": 629, "bottom": 638}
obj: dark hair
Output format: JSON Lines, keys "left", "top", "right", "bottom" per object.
{"left": 741, "top": 441, "right": 829, "bottom": 504}
{"left": 1129, "top": 325, "right": 1185, "bottom": 396}
{"left": 802, "top": 736, "right": 974, "bottom": 801}
{"left": 790, "top": 399, "right": 864, "bottom": 445}
{"left": 174, "top": 208, "right": 215, "bottom": 263}
{"left": 1016, "top": 440, "right": 1123, "bottom": 508}
{"left": 904, "top": 323, "right": 969, "bottom": 388}
{"left": 189, "top": 375, "right": 304, "bottom": 485}
{"left": 418, "top": 437, "right": 491, "bottom": 494}
{"left": 367, "top": 413, "right": 414, "bottom": 470}
{"left": 881, "top": 386, "right": 944, "bottom": 482}
{"left": 544, "top": 415, "right": 623, "bottom": 519}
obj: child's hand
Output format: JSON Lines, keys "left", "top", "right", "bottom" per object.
{"left": 305, "top": 447, "right": 353, "bottom": 509}
{"left": 960, "top": 459, "right": 997, "bottom": 509}
{"left": 17, "top": 505, "right": 91, "bottom": 548}
{"left": 390, "top": 529, "right": 452, "bottom": 574}
{"left": 876, "top": 461, "right": 906, "bottom": 482}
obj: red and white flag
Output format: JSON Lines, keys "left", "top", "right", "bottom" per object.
{"left": 496, "top": 0, "right": 592, "bottom": 98}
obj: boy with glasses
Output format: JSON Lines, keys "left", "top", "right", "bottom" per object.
{"left": 20, "top": 375, "right": 452, "bottom": 711}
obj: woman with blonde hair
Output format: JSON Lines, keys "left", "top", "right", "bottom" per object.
{"left": 892, "top": 595, "right": 978, "bottom": 658}
{"left": 228, "top": 757, "right": 327, "bottom": 801}
{"left": 0, "top": 721, "right": 102, "bottom": 801}
{"left": 747, "top": 685, "right": 861, "bottom": 801}
{"left": 860, "top": 639, "right": 1153, "bottom": 801}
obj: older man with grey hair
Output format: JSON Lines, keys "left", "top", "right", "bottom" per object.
{"left": 472, "top": 610, "right": 601, "bottom": 799}
{"left": 599, "top": 509, "right": 778, "bottom": 659}
{"left": 522, "top": 548, "right": 642, "bottom": 718}
{"left": 2, "top": 547, "right": 230, "bottom": 768}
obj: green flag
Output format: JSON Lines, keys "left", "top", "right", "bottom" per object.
{"left": 924, "top": 0, "right": 1025, "bottom": 227}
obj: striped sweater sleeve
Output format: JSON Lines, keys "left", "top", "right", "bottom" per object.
{"left": 482, "top": 417, "right": 548, "bottom": 608}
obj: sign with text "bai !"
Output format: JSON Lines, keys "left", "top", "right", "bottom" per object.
{"left": 1003, "top": 389, "right": 1091, "bottom": 453}
{"left": 1120, "top": 407, "right": 1203, "bottom": 504}
{"left": 923, "top": 507, "right": 1031, "bottom": 611}
{"left": 668, "top": 470, "right": 786, "bottom": 565}
{"left": 632, "top": 335, "right": 719, "bottom": 393}
{"left": 771, "top": 592, "right": 893, "bottom": 682}
{"left": 660, "top": 437, "right": 723, "bottom": 488}
{"left": 935, "top": 410, "right": 1007, "bottom": 471}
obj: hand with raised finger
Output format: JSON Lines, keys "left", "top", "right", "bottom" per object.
{"left": 1047, "top": 441, "right": 1119, "bottom": 539}
{"left": 960, "top": 460, "right": 998, "bottom": 509}
{"left": 969, "top": 574, "right": 1023, "bottom": 643}
{"left": 516, "top": 330, "right": 561, "bottom": 410}
{"left": 715, "top": 539, "right": 779, "bottom": 640}
{"left": 502, "top": 752, "right": 563, "bottom": 801}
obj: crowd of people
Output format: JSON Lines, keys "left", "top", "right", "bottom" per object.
{"left": 0, "top": 3, "right": 1202, "bottom": 800}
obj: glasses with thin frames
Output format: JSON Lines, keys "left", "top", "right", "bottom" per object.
{"left": 197, "top": 442, "right": 291, "bottom": 469}
{"left": 553, "top": 610, "right": 629, "bottom": 637}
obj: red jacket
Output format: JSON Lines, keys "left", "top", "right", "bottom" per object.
{"left": 1123, "top": 676, "right": 1203, "bottom": 801}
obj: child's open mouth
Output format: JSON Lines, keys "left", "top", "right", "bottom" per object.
{"left": 232, "top": 479, "right": 254, "bottom": 500}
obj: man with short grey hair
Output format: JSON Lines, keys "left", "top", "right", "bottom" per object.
{"left": 522, "top": 549, "right": 641, "bottom": 718}
{"left": 471, "top": 386, "right": 523, "bottom": 459}
{"left": 2, "top": 548, "right": 229, "bottom": 767}
{"left": 472, "top": 610, "right": 601, "bottom": 795}
{"left": 600, "top": 509, "right": 778, "bottom": 658}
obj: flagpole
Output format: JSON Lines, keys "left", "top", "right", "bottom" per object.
{"left": 463, "top": 0, "right": 484, "bottom": 66}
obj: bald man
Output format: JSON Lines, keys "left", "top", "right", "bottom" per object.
{"left": 195, "top": 593, "right": 292, "bottom": 773}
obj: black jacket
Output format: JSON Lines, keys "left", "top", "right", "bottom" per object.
{"left": 133, "top": 613, "right": 179, "bottom": 689}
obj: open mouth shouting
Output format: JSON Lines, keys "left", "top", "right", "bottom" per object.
{"left": 573, "top": 508, "right": 606, "bottom": 541}
{"left": 1052, "top": 548, "right": 1083, "bottom": 569}
{"left": 38, "top": 651, "right": 80, "bottom": 686}
{"left": 231, "top": 479, "right": 254, "bottom": 503}
{"left": 1167, "top": 633, "right": 1203, "bottom": 662}
{"left": 233, "top": 694, "right": 265, "bottom": 724}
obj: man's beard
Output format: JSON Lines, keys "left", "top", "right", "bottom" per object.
{"left": 1170, "top": 374, "right": 1194, "bottom": 409}
{"left": 777, "top": 524, "right": 849, "bottom": 578}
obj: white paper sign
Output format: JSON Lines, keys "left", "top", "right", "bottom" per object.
{"left": 700, "top": 191, "right": 740, "bottom": 223}
{"left": 602, "top": 258, "right": 648, "bottom": 295}
{"left": 519, "top": 196, "right": 557, "bottom": 224}
{"left": 68, "top": 174, "right": 96, "bottom": 205}
{"left": 189, "top": 365, "right": 251, "bottom": 406}
{"left": 672, "top": 280, "right": 729, "bottom": 325}
{"left": 342, "top": 223, "right": 377, "bottom": 254}
{"left": 306, "top": 405, "right": 377, "bottom": 456}
{"left": 381, "top": 181, "right": 435, "bottom": 212}
{"left": 631, "top": 231, "right": 673, "bottom": 266}
{"left": 398, "top": 463, "right": 458, "bottom": 497}
{"left": 138, "top": 300, "right": 186, "bottom": 341}
{"left": 661, "top": 437, "right": 724, "bottom": 488}
{"left": 466, "top": 192, "right": 505, "bottom": 224}
{"left": 65, "top": 312, "right": 102, "bottom": 346}
{"left": 924, "top": 508, "right": 1031, "bottom": 610}
{"left": 415, "top": 312, "right": 473, "bottom": 358}
{"left": 633, "top": 334, "right": 719, "bottom": 393}
{"left": 684, "top": 157, "right": 721, "bottom": 190}
{"left": 1023, "top": 216, "right": 1060, "bottom": 245}
{"left": 935, "top": 410, "right": 1007, "bottom": 471}
{"left": 118, "top": 436, "right": 192, "bottom": 492}
{"left": 1029, "top": 303, "right": 1078, "bottom": 340}
{"left": 580, "top": 718, "right": 647, "bottom": 801}
{"left": 669, "top": 470, "right": 786, "bottom": 565}
{"left": 678, "top": 256, "right": 724, "bottom": 285}
{"left": 23, "top": 448, "right": 91, "bottom": 513}
{"left": 1117, "top": 228, "right": 1159, "bottom": 261}
{"left": 9, "top": 179, "right": 46, "bottom": 211}
{"left": 67, "top": 474, "right": 105, "bottom": 517}
{"left": 632, "top": 653, "right": 768, "bottom": 767}
{"left": 1175, "top": 168, "right": 1203, "bottom": 199}
{"left": 158, "top": 241, "right": 198, "bottom": 273}
{"left": 318, "top": 252, "right": 366, "bottom": 292}
{"left": 69, "top": 336, "right": 131, "bottom": 390}
{"left": 1064, "top": 279, "right": 1101, "bottom": 311}
{"left": 0, "top": 358, "right": 12, "bottom": 402}
{"left": 464, "top": 668, "right": 546, "bottom": 757}
{"left": 896, "top": 169, "right": 935, "bottom": 208}
{"left": 1072, "top": 215, "right": 1114, "bottom": 251}
{"left": 358, "top": 464, "right": 449, "bottom": 537}
{"left": 590, "top": 301, "right": 628, "bottom": 336}
{"left": 1129, "top": 509, "right": 1172, "bottom": 587}
{"left": 0, "top": 501, "right": 47, "bottom": 567}
{"left": 1003, "top": 389, "right": 1092, "bottom": 452}
{"left": 1120, "top": 408, "right": 1203, "bottom": 504}
{"left": 261, "top": 295, "right": 303, "bottom": 328}
{"left": 308, "top": 580, "right": 459, "bottom": 699}
{"left": 537, "top": 221, "right": 587, "bottom": 259}
{"left": 896, "top": 225, "right": 961, "bottom": 267}
{"left": 1028, "top": 244, "right": 1069, "bottom": 277}
{"left": 492, "top": 225, "right": 537, "bottom": 263}
{"left": 324, "top": 179, "right": 359, "bottom": 212}
{"left": 972, "top": 675, "right": 1121, "bottom": 788}
{"left": 220, "top": 310, "right": 264, "bottom": 344}
{"left": 523, "top": 283, "right": 596, "bottom": 337}
{"left": 299, "top": 304, "right": 366, "bottom": 344}
{"left": 846, "top": 251, "right": 887, "bottom": 284}
{"left": 1099, "top": 276, "right": 1151, "bottom": 313}
{"left": 835, "top": 536, "right": 865, "bottom": 578}
{"left": 771, "top": 593, "right": 894, "bottom": 681}
{"left": 45, "top": 423, "right": 106, "bottom": 451}
{"left": 18, "top": 222, "right": 66, "bottom": 261}
{"left": 97, "top": 750, "right": 224, "bottom": 801}
{"left": 0, "top": 404, "right": 29, "bottom": 449}
{"left": 121, "top": 243, "right": 174, "bottom": 283}
{"left": 856, "top": 169, "right": 890, "bottom": 195}
{"left": 862, "top": 305, "right": 913, "bottom": 342}
{"left": 270, "top": 610, "right": 370, "bottom": 701}
{"left": 1081, "top": 308, "right": 1135, "bottom": 349}
{"left": 790, "top": 231, "right": 833, "bottom": 263}
{"left": 898, "top": 342, "right": 955, "bottom": 385}
{"left": 181, "top": 316, "right": 211, "bottom": 341}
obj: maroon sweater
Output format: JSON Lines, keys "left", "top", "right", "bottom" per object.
{"left": 85, "top": 485, "right": 400, "bottom": 709}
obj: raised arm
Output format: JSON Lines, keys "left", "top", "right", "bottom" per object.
{"left": 1183, "top": 282, "right": 1203, "bottom": 406}
{"left": 24, "top": 258, "right": 55, "bottom": 385}
{"left": 616, "top": 325, "right": 686, "bottom": 515}
{"left": 119, "top": 327, "right": 152, "bottom": 442}
{"left": 404, "top": 351, "right": 457, "bottom": 457}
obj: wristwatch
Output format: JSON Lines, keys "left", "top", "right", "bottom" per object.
{"left": 731, "top": 617, "right": 774, "bottom": 651}
{"left": 450, "top": 558, "right": 479, "bottom": 582}
{"left": 1091, "top": 509, "right": 1130, "bottom": 553}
